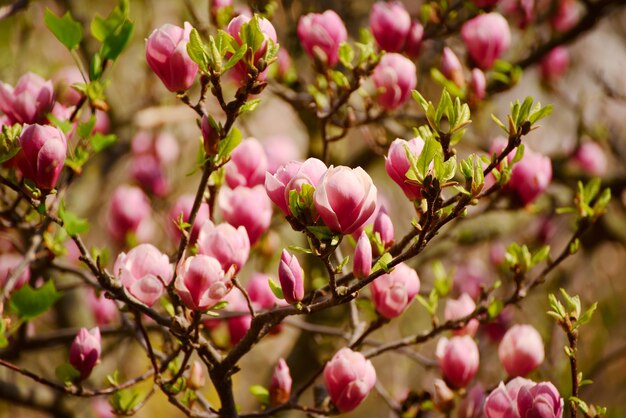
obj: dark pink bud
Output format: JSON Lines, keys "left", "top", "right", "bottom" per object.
{"left": 197, "top": 220, "right": 250, "bottom": 272}
{"left": 93, "top": 110, "right": 111, "bottom": 135}
{"left": 225, "top": 138, "right": 268, "bottom": 188}
{"left": 461, "top": 13, "right": 511, "bottom": 70}
{"left": 218, "top": 185, "right": 272, "bottom": 244}
{"left": 314, "top": 166, "right": 377, "bottom": 234}
{"left": 453, "top": 260, "right": 486, "bottom": 300}
{"left": 573, "top": 142, "right": 607, "bottom": 176}
{"left": 373, "top": 210, "right": 394, "bottom": 249}
{"left": 370, "top": 263, "right": 420, "bottom": 319}
{"left": 131, "top": 154, "right": 170, "bottom": 197}
{"left": 86, "top": 289, "right": 117, "bottom": 326}
{"left": 539, "top": 47, "right": 569, "bottom": 82}
{"left": 507, "top": 147, "right": 552, "bottom": 205}
{"left": 353, "top": 232, "right": 372, "bottom": 278}
{"left": 223, "top": 289, "right": 252, "bottom": 344}
{"left": 168, "top": 194, "right": 210, "bottom": 244}
{"left": 16, "top": 124, "right": 67, "bottom": 190}
{"left": 175, "top": 255, "right": 231, "bottom": 311}
{"left": 0, "top": 253, "right": 30, "bottom": 292}
{"left": 278, "top": 250, "right": 304, "bottom": 304}
{"left": 106, "top": 185, "right": 153, "bottom": 243}
{"left": 226, "top": 15, "right": 277, "bottom": 63}
{"left": 469, "top": 68, "right": 487, "bottom": 103}
{"left": 114, "top": 244, "right": 173, "bottom": 307}
{"left": 372, "top": 53, "right": 417, "bottom": 110}
{"left": 201, "top": 115, "right": 220, "bottom": 156}
{"left": 385, "top": 137, "right": 425, "bottom": 200}
{"left": 69, "top": 327, "right": 101, "bottom": 380}
{"left": 270, "top": 358, "right": 292, "bottom": 405}
{"left": 498, "top": 324, "right": 544, "bottom": 377}
{"left": 404, "top": 21, "right": 425, "bottom": 57}
{"left": 0, "top": 72, "right": 55, "bottom": 124}
{"left": 436, "top": 336, "right": 480, "bottom": 388}
{"left": 275, "top": 49, "right": 292, "bottom": 80}
{"left": 297, "top": 10, "right": 348, "bottom": 67}
{"left": 265, "top": 158, "right": 327, "bottom": 215}
{"left": 444, "top": 293, "right": 479, "bottom": 336}
{"left": 471, "top": 0, "right": 500, "bottom": 7}
{"left": 146, "top": 22, "right": 198, "bottom": 92}
{"left": 323, "top": 348, "right": 376, "bottom": 412}
{"left": 551, "top": 0, "right": 580, "bottom": 32}
{"left": 370, "top": 2, "right": 411, "bottom": 52}
{"left": 441, "top": 47, "right": 465, "bottom": 88}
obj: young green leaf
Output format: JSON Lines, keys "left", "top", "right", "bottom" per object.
{"left": 44, "top": 9, "right": 83, "bottom": 50}
{"left": 10, "top": 280, "right": 62, "bottom": 320}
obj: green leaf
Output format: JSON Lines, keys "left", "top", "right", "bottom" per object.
{"left": 432, "top": 260, "right": 452, "bottom": 297}
{"left": 415, "top": 137, "right": 441, "bottom": 178}
{"left": 0, "top": 124, "right": 22, "bottom": 164}
{"left": 77, "top": 116, "right": 96, "bottom": 139}
{"left": 491, "top": 114, "right": 508, "bottom": 134}
{"left": 241, "top": 16, "right": 264, "bottom": 55}
{"left": 372, "top": 253, "right": 393, "bottom": 273}
{"left": 249, "top": 384, "right": 269, "bottom": 405}
{"left": 110, "top": 388, "right": 141, "bottom": 414}
{"left": 218, "top": 128, "right": 242, "bottom": 160}
{"left": 0, "top": 320, "right": 8, "bottom": 348}
{"left": 288, "top": 245, "right": 313, "bottom": 254}
{"left": 100, "top": 20, "right": 134, "bottom": 61}
{"left": 90, "top": 132, "right": 117, "bottom": 152}
{"left": 55, "top": 362, "right": 81, "bottom": 383}
{"left": 268, "top": 277, "right": 284, "bottom": 300}
{"left": 223, "top": 43, "right": 247, "bottom": 71}
{"left": 10, "top": 281, "right": 62, "bottom": 320}
{"left": 338, "top": 42, "right": 354, "bottom": 69}
{"left": 44, "top": 9, "right": 83, "bottom": 50}
{"left": 187, "top": 29, "right": 210, "bottom": 72}
{"left": 58, "top": 201, "right": 90, "bottom": 236}
{"left": 239, "top": 99, "right": 261, "bottom": 115}
{"left": 578, "top": 302, "right": 597, "bottom": 326}
{"left": 488, "top": 299, "right": 503, "bottom": 318}
{"left": 306, "top": 226, "right": 336, "bottom": 242}
{"left": 531, "top": 245, "right": 550, "bottom": 267}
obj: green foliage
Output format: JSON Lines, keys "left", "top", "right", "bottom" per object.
{"left": 547, "top": 289, "right": 597, "bottom": 330}
{"left": 268, "top": 277, "right": 284, "bottom": 300}
{"left": 557, "top": 178, "right": 612, "bottom": 224}
{"left": 108, "top": 371, "right": 142, "bottom": 414}
{"left": 91, "top": 0, "right": 134, "bottom": 62}
{"left": 44, "top": 9, "right": 83, "bottom": 50}
{"left": 505, "top": 243, "right": 550, "bottom": 275}
{"left": 491, "top": 97, "right": 552, "bottom": 137}
{"left": 372, "top": 253, "right": 393, "bottom": 273}
{"left": 412, "top": 89, "right": 471, "bottom": 144}
{"left": 90, "top": 132, "right": 117, "bottom": 152}
{"left": 10, "top": 280, "right": 62, "bottom": 320}
{"left": 55, "top": 362, "right": 81, "bottom": 383}
{"left": 217, "top": 127, "right": 242, "bottom": 161}
{"left": 59, "top": 201, "right": 90, "bottom": 236}
{"left": 0, "top": 124, "right": 22, "bottom": 164}
{"left": 249, "top": 384, "right": 269, "bottom": 404}
{"left": 431, "top": 260, "right": 453, "bottom": 297}
{"left": 459, "top": 154, "right": 485, "bottom": 196}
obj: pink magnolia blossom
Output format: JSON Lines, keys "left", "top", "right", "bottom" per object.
{"left": 458, "top": 384, "right": 486, "bottom": 418}
{"left": 540, "top": 47, "right": 570, "bottom": 82}
{"left": 15, "top": 124, "right": 67, "bottom": 190}
{"left": 131, "top": 154, "right": 169, "bottom": 197}
{"left": 353, "top": 232, "right": 372, "bottom": 278}
{"left": 323, "top": 348, "right": 377, "bottom": 412}
{"left": 436, "top": 336, "right": 480, "bottom": 388}
{"left": 262, "top": 135, "right": 303, "bottom": 174}
{"left": 385, "top": 137, "right": 425, "bottom": 200}
{"left": 372, "top": 53, "right": 417, "bottom": 110}
{"left": 373, "top": 210, "right": 394, "bottom": 249}
{"left": 484, "top": 377, "right": 563, "bottom": 418}
{"left": 168, "top": 194, "right": 210, "bottom": 244}
{"left": 69, "top": 327, "right": 101, "bottom": 380}
{"left": 297, "top": 10, "right": 348, "bottom": 66}
{"left": 86, "top": 289, "right": 118, "bottom": 326}
{"left": 441, "top": 47, "right": 465, "bottom": 88}
{"left": 498, "top": 324, "right": 544, "bottom": 377}
{"left": 226, "top": 15, "right": 277, "bottom": 85}
{"left": 0, "top": 72, "right": 55, "bottom": 124}
{"left": 404, "top": 21, "right": 425, "bottom": 57}
{"left": 218, "top": 185, "right": 272, "bottom": 244}
{"left": 573, "top": 142, "right": 607, "bottom": 176}
{"left": 369, "top": 2, "right": 411, "bottom": 52}
{"left": 278, "top": 250, "right": 304, "bottom": 304}
{"left": 445, "top": 293, "right": 479, "bottom": 336}
{"left": 131, "top": 131, "right": 179, "bottom": 165}
{"left": 247, "top": 272, "right": 286, "bottom": 310}
{"left": 313, "top": 166, "right": 377, "bottom": 234}
{"left": 551, "top": 0, "right": 580, "bottom": 32}
{"left": 0, "top": 253, "right": 30, "bottom": 292}
{"left": 270, "top": 358, "right": 292, "bottom": 405}
{"left": 175, "top": 255, "right": 231, "bottom": 311}
{"left": 197, "top": 220, "right": 250, "bottom": 272}
{"left": 469, "top": 68, "right": 487, "bottom": 103}
{"left": 225, "top": 138, "right": 268, "bottom": 189}
{"left": 461, "top": 13, "right": 511, "bottom": 70}
{"left": 370, "top": 263, "right": 420, "bottom": 319}
{"left": 146, "top": 22, "right": 198, "bottom": 92}
{"left": 265, "top": 158, "right": 327, "bottom": 215}
{"left": 106, "top": 185, "right": 153, "bottom": 243}
{"left": 113, "top": 244, "right": 173, "bottom": 307}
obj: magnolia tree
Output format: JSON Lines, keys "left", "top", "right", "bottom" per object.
{"left": 0, "top": 0, "right": 624, "bottom": 417}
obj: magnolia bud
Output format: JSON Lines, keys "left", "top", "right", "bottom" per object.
{"left": 371, "top": 263, "right": 420, "bottom": 319}
{"left": 113, "top": 244, "right": 173, "bottom": 307}
{"left": 353, "top": 232, "right": 372, "bottom": 278}
{"left": 461, "top": 13, "right": 511, "bottom": 70}
{"left": 69, "top": 327, "right": 101, "bottom": 380}
{"left": 436, "top": 336, "right": 480, "bottom": 389}
{"left": 278, "top": 250, "right": 304, "bottom": 304}
{"left": 314, "top": 166, "right": 377, "bottom": 234}
{"left": 197, "top": 221, "right": 250, "bottom": 273}
{"left": 444, "top": 293, "right": 479, "bottom": 336}
{"left": 106, "top": 186, "right": 153, "bottom": 244}
{"left": 323, "top": 348, "right": 376, "bottom": 412}
{"left": 226, "top": 15, "right": 277, "bottom": 85}
{"left": 218, "top": 185, "right": 272, "bottom": 245}
{"left": 484, "top": 378, "right": 563, "bottom": 418}
{"left": 457, "top": 384, "right": 486, "bottom": 418}
{"left": 86, "top": 289, "right": 117, "bottom": 326}
{"left": 16, "top": 124, "right": 67, "bottom": 190}
{"left": 175, "top": 255, "right": 231, "bottom": 311}
{"left": 551, "top": 0, "right": 580, "bottom": 32}
{"left": 468, "top": 68, "right": 486, "bottom": 104}
{"left": 385, "top": 137, "right": 425, "bottom": 200}
{"left": 441, "top": 47, "right": 465, "bottom": 88}
{"left": 131, "top": 154, "right": 169, "bottom": 197}
{"left": 265, "top": 158, "right": 327, "bottom": 215}
{"left": 573, "top": 142, "right": 607, "bottom": 176}
{"left": 373, "top": 210, "right": 394, "bottom": 249}
{"left": 372, "top": 53, "right": 417, "bottom": 110}
{"left": 225, "top": 138, "right": 268, "bottom": 189}
{"left": 201, "top": 115, "right": 220, "bottom": 156}
{"left": 539, "top": 46, "right": 570, "bottom": 82}
{"left": 498, "top": 324, "right": 544, "bottom": 377}
{"left": 433, "top": 379, "right": 455, "bottom": 412}
{"left": 270, "top": 358, "right": 292, "bottom": 405}
{"left": 404, "top": 21, "right": 425, "bottom": 57}
{"left": 146, "top": 22, "right": 198, "bottom": 92}
{"left": 369, "top": 2, "right": 411, "bottom": 52}
{"left": 297, "top": 10, "right": 347, "bottom": 67}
